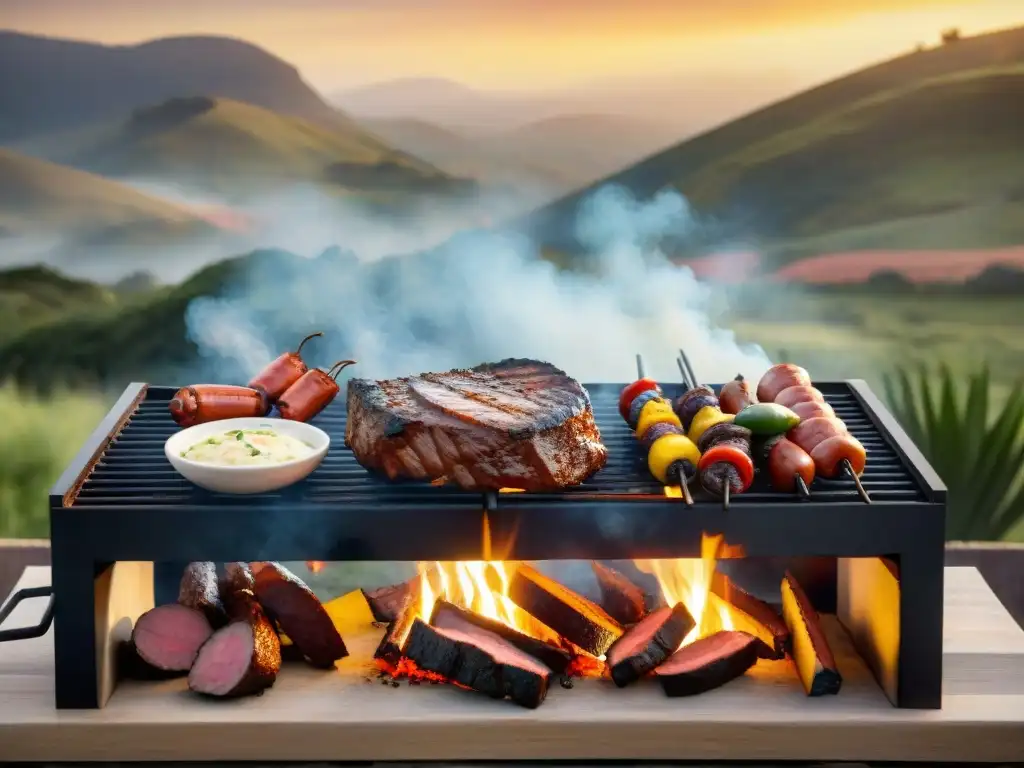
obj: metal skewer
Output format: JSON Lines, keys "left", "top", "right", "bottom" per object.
{"left": 637, "top": 353, "right": 692, "bottom": 507}
{"left": 675, "top": 356, "right": 692, "bottom": 389}
{"left": 678, "top": 348, "right": 699, "bottom": 390}
{"left": 843, "top": 459, "right": 872, "bottom": 504}
{"left": 722, "top": 481, "right": 731, "bottom": 511}
{"left": 795, "top": 474, "right": 811, "bottom": 501}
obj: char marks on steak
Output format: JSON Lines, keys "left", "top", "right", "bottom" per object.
{"left": 345, "top": 358, "right": 607, "bottom": 491}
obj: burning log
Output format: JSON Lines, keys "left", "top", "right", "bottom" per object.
{"left": 188, "top": 599, "right": 282, "bottom": 698}
{"left": 654, "top": 630, "right": 768, "bottom": 697}
{"left": 591, "top": 561, "right": 647, "bottom": 625}
{"left": 781, "top": 571, "right": 842, "bottom": 696}
{"left": 430, "top": 599, "right": 572, "bottom": 674}
{"left": 131, "top": 604, "right": 213, "bottom": 672}
{"left": 374, "top": 579, "right": 422, "bottom": 666}
{"left": 710, "top": 571, "right": 790, "bottom": 660}
{"left": 253, "top": 562, "right": 348, "bottom": 668}
{"left": 605, "top": 603, "right": 695, "bottom": 687}
{"left": 178, "top": 562, "right": 228, "bottom": 627}
{"left": 401, "top": 618, "right": 551, "bottom": 709}
{"left": 363, "top": 579, "right": 414, "bottom": 623}
{"left": 509, "top": 564, "right": 623, "bottom": 656}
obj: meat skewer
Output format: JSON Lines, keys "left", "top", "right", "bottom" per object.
{"left": 621, "top": 354, "right": 696, "bottom": 506}
{"left": 676, "top": 351, "right": 752, "bottom": 511}
{"left": 758, "top": 363, "right": 871, "bottom": 504}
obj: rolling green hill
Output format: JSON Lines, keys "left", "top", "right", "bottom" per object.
{"left": 520, "top": 26, "right": 1024, "bottom": 267}
{"left": 0, "top": 266, "right": 119, "bottom": 343}
{"left": 0, "top": 148, "right": 210, "bottom": 241}
{"left": 39, "top": 97, "right": 473, "bottom": 200}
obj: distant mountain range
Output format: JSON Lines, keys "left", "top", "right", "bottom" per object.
{"left": 517, "top": 25, "right": 1024, "bottom": 268}
{"left": 21, "top": 96, "right": 468, "bottom": 201}
{"left": 331, "top": 72, "right": 803, "bottom": 136}
{"left": 0, "top": 148, "right": 211, "bottom": 241}
{"left": 0, "top": 32, "right": 348, "bottom": 142}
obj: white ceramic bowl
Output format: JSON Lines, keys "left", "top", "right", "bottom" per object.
{"left": 165, "top": 417, "right": 330, "bottom": 494}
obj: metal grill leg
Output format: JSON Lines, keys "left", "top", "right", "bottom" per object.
{"left": 50, "top": 533, "right": 103, "bottom": 708}
{"left": 897, "top": 545, "right": 945, "bottom": 708}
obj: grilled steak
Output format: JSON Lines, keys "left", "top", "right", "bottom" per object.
{"left": 345, "top": 358, "right": 607, "bottom": 491}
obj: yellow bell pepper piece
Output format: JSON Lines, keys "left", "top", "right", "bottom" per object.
{"left": 688, "top": 405, "right": 734, "bottom": 444}
{"left": 278, "top": 589, "right": 375, "bottom": 645}
{"left": 636, "top": 399, "right": 682, "bottom": 439}
{"left": 648, "top": 433, "right": 701, "bottom": 484}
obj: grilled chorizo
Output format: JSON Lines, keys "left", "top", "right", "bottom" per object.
{"left": 809, "top": 434, "right": 867, "bottom": 478}
{"left": 790, "top": 400, "right": 835, "bottom": 421}
{"left": 169, "top": 385, "right": 270, "bottom": 427}
{"left": 756, "top": 364, "right": 811, "bottom": 404}
{"left": 248, "top": 331, "right": 323, "bottom": 403}
{"left": 775, "top": 385, "right": 826, "bottom": 409}
{"left": 277, "top": 359, "right": 357, "bottom": 422}
{"left": 719, "top": 374, "right": 757, "bottom": 414}
{"left": 787, "top": 416, "right": 848, "bottom": 454}
{"left": 764, "top": 436, "right": 815, "bottom": 493}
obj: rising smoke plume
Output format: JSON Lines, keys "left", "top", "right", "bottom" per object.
{"left": 184, "top": 184, "right": 772, "bottom": 386}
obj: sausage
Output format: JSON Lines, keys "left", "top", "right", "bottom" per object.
{"left": 248, "top": 331, "right": 324, "bottom": 403}
{"left": 787, "top": 416, "right": 848, "bottom": 454}
{"left": 775, "top": 385, "right": 826, "bottom": 409}
{"left": 252, "top": 562, "right": 348, "bottom": 668}
{"left": 131, "top": 604, "right": 213, "bottom": 672}
{"left": 277, "top": 359, "right": 357, "bottom": 422}
{"left": 169, "top": 385, "right": 269, "bottom": 427}
{"left": 188, "top": 603, "right": 281, "bottom": 698}
{"left": 719, "top": 374, "right": 757, "bottom": 414}
{"left": 178, "top": 562, "right": 227, "bottom": 628}
{"left": 756, "top": 363, "right": 811, "bottom": 404}
{"left": 791, "top": 400, "right": 835, "bottom": 421}
{"left": 810, "top": 434, "right": 867, "bottom": 478}
{"left": 765, "top": 436, "right": 815, "bottom": 493}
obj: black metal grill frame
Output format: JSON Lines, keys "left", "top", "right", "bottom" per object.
{"left": 45, "top": 379, "right": 946, "bottom": 710}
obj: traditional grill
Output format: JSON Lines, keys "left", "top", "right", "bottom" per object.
{"left": 4, "top": 356, "right": 946, "bottom": 711}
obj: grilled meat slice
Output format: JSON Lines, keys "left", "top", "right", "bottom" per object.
{"left": 345, "top": 358, "right": 607, "bottom": 491}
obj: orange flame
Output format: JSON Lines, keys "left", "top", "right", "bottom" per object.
{"left": 634, "top": 533, "right": 735, "bottom": 647}
{"left": 306, "top": 561, "right": 325, "bottom": 574}
{"left": 417, "top": 560, "right": 523, "bottom": 627}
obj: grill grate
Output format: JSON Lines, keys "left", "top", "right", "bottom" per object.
{"left": 70, "top": 381, "right": 926, "bottom": 509}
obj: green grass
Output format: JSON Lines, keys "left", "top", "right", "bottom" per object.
{"left": 0, "top": 384, "right": 109, "bottom": 538}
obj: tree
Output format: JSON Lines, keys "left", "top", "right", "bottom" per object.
{"left": 941, "top": 28, "right": 961, "bottom": 45}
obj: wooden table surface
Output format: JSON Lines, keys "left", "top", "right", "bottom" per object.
{"left": 1, "top": 565, "right": 1023, "bottom": 763}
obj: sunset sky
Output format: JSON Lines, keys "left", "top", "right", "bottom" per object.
{"left": 2, "top": 0, "right": 1021, "bottom": 92}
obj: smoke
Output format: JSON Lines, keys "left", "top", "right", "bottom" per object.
{"left": 183, "top": 184, "right": 771, "bottom": 385}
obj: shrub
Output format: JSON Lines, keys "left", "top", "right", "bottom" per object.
{"left": 0, "top": 384, "right": 109, "bottom": 538}
{"left": 883, "top": 365, "right": 1024, "bottom": 540}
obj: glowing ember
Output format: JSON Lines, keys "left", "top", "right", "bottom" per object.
{"left": 306, "top": 561, "right": 325, "bottom": 574}
{"left": 634, "top": 533, "right": 736, "bottom": 647}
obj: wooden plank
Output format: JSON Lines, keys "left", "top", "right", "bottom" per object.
{"left": 1, "top": 566, "right": 1023, "bottom": 763}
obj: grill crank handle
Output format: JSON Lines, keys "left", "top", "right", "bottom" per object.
{"left": 0, "top": 584, "right": 55, "bottom": 642}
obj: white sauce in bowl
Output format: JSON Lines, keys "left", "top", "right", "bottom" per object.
{"left": 181, "top": 428, "right": 314, "bottom": 466}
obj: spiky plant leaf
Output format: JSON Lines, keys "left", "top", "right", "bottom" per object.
{"left": 884, "top": 365, "right": 1024, "bottom": 541}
